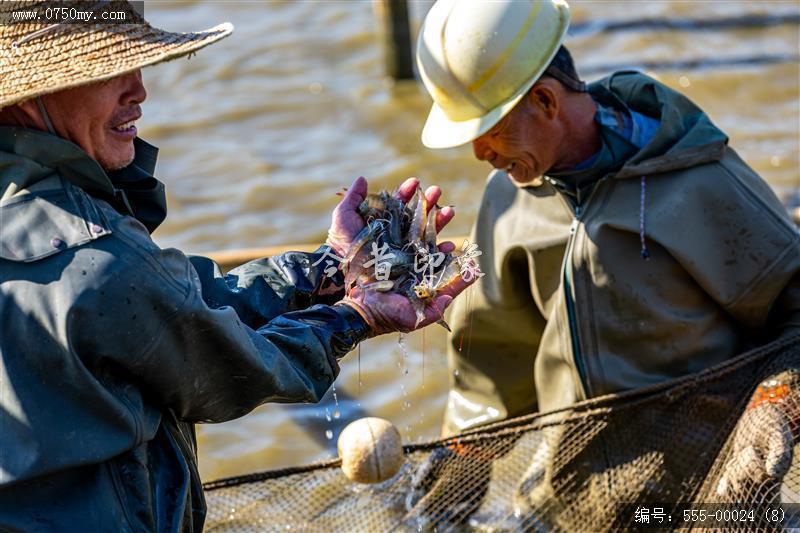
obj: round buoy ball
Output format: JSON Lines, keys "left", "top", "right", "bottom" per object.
{"left": 337, "top": 417, "right": 404, "bottom": 483}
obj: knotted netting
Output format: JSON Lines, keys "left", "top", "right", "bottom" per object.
{"left": 203, "top": 335, "right": 800, "bottom": 531}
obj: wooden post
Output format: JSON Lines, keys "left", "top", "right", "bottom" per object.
{"left": 379, "top": 0, "right": 414, "bottom": 80}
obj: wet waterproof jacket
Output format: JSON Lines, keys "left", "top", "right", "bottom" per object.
{"left": 443, "top": 71, "right": 800, "bottom": 435}
{"left": 0, "top": 127, "right": 369, "bottom": 531}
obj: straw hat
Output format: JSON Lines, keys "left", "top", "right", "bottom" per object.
{"left": 0, "top": 0, "right": 233, "bottom": 109}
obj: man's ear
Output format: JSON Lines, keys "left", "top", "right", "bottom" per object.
{"left": 6, "top": 99, "right": 48, "bottom": 131}
{"left": 526, "top": 79, "right": 560, "bottom": 120}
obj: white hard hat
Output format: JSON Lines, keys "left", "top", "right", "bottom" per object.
{"left": 416, "top": 0, "right": 571, "bottom": 149}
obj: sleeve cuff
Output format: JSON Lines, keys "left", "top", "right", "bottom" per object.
{"left": 331, "top": 303, "right": 372, "bottom": 351}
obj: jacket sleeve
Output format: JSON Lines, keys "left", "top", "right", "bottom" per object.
{"left": 443, "top": 172, "right": 557, "bottom": 436}
{"left": 71, "top": 217, "right": 369, "bottom": 424}
{"left": 187, "top": 245, "right": 344, "bottom": 330}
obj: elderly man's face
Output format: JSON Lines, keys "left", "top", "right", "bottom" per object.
{"left": 39, "top": 70, "right": 146, "bottom": 171}
{"left": 472, "top": 80, "right": 564, "bottom": 185}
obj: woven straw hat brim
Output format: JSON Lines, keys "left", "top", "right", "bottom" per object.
{"left": 0, "top": 20, "right": 233, "bottom": 109}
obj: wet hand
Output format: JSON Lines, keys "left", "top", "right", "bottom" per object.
{"left": 716, "top": 402, "right": 794, "bottom": 500}
{"left": 326, "top": 176, "right": 456, "bottom": 258}
{"left": 336, "top": 272, "right": 473, "bottom": 336}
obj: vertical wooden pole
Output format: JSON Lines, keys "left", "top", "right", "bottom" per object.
{"left": 380, "top": 0, "right": 414, "bottom": 80}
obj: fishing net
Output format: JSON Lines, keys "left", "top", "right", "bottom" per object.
{"left": 203, "top": 335, "right": 800, "bottom": 531}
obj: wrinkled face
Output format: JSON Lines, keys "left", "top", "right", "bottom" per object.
{"left": 471, "top": 83, "right": 562, "bottom": 185}
{"left": 40, "top": 70, "right": 146, "bottom": 171}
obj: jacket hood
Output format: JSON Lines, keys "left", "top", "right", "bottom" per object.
{"left": 0, "top": 126, "right": 167, "bottom": 232}
{"left": 589, "top": 71, "right": 729, "bottom": 178}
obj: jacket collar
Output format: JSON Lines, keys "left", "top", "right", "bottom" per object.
{"left": 0, "top": 126, "right": 114, "bottom": 195}
{"left": 547, "top": 108, "right": 641, "bottom": 205}
{"left": 589, "top": 71, "right": 729, "bottom": 179}
{"left": 0, "top": 126, "right": 167, "bottom": 232}
{"left": 107, "top": 138, "right": 167, "bottom": 234}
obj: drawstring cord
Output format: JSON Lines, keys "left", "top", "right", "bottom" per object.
{"left": 639, "top": 176, "right": 650, "bottom": 260}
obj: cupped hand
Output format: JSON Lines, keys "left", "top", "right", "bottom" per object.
{"left": 326, "top": 176, "right": 456, "bottom": 257}
{"left": 337, "top": 272, "right": 474, "bottom": 336}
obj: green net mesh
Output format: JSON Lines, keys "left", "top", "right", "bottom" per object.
{"left": 203, "top": 335, "right": 800, "bottom": 531}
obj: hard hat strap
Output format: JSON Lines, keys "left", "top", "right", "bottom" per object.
{"left": 35, "top": 96, "right": 57, "bottom": 135}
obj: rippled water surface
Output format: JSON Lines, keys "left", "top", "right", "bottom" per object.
{"left": 139, "top": 1, "right": 800, "bottom": 482}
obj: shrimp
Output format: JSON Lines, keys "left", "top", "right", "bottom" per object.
{"left": 341, "top": 184, "right": 466, "bottom": 329}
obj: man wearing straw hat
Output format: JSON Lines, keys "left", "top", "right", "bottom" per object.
{"left": 409, "top": 0, "right": 800, "bottom": 519}
{"left": 0, "top": 1, "right": 471, "bottom": 530}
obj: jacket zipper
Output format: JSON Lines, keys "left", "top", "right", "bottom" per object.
{"left": 562, "top": 205, "right": 591, "bottom": 397}
{"left": 558, "top": 178, "right": 606, "bottom": 399}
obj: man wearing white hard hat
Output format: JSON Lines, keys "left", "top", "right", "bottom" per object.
{"left": 0, "top": 1, "right": 472, "bottom": 530}
{"left": 415, "top": 0, "right": 800, "bottom": 506}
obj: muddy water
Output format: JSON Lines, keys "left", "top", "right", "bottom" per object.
{"left": 139, "top": 1, "right": 799, "bottom": 481}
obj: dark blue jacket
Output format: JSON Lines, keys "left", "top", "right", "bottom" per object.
{"left": 0, "top": 127, "right": 369, "bottom": 531}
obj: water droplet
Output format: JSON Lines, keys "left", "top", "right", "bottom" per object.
{"left": 325, "top": 429, "right": 333, "bottom": 440}
{"left": 404, "top": 400, "right": 411, "bottom": 409}
{"left": 678, "top": 75, "right": 690, "bottom": 88}
{"left": 397, "top": 333, "right": 409, "bottom": 369}
{"left": 453, "top": 369, "right": 460, "bottom": 377}
{"left": 325, "top": 408, "right": 332, "bottom": 422}
{"left": 332, "top": 382, "right": 340, "bottom": 409}
{"left": 333, "top": 409, "right": 340, "bottom": 419}
{"left": 309, "top": 81, "right": 323, "bottom": 94}
{"left": 770, "top": 155, "right": 781, "bottom": 167}
{"left": 404, "top": 368, "right": 409, "bottom": 375}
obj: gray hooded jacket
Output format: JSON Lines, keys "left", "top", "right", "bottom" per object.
{"left": 443, "top": 72, "right": 800, "bottom": 435}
